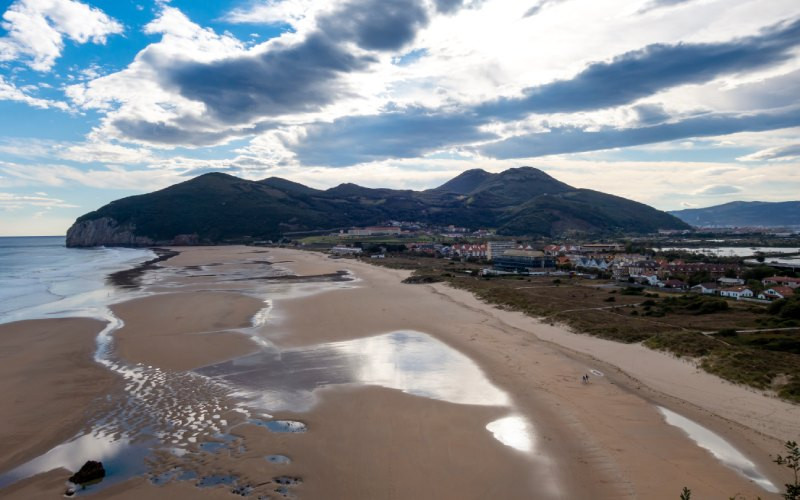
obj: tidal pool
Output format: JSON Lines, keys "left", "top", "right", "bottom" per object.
{"left": 486, "top": 415, "right": 535, "bottom": 453}
{"left": 197, "top": 330, "right": 510, "bottom": 411}
{"left": 0, "top": 431, "right": 150, "bottom": 492}
{"left": 657, "top": 407, "right": 778, "bottom": 493}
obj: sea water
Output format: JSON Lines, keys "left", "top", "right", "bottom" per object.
{"left": 0, "top": 236, "right": 155, "bottom": 324}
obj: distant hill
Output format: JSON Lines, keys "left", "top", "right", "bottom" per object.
{"left": 65, "top": 167, "right": 689, "bottom": 247}
{"left": 670, "top": 201, "right": 800, "bottom": 228}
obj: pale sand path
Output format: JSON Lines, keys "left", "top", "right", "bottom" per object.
{"left": 0, "top": 318, "right": 116, "bottom": 472}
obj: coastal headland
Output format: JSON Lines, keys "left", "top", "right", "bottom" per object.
{"left": 0, "top": 245, "right": 797, "bottom": 499}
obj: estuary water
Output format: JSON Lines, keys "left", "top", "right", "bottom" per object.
{"left": 0, "top": 236, "right": 155, "bottom": 324}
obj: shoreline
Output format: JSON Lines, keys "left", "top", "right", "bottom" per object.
{"left": 0, "top": 245, "right": 796, "bottom": 499}
{"left": 107, "top": 247, "right": 181, "bottom": 288}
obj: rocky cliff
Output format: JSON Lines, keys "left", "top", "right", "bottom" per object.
{"left": 66, "top": 217, "right": 199, "bottom": 247}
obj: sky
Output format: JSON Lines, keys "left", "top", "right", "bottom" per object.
{"left": 0, "top": 0, "right": 799, "bottom": 236}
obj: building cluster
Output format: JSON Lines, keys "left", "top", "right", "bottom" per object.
{"left": 330, "top": 237, "right": 799, "bottom": 302}
{"left": 337, "top": 222, "right": 496, "bottom": 239}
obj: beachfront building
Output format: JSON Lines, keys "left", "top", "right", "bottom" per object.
{"left": 487, "top": 241, "right": 517, "bottom": 261}
{"left": 691, "top": 282, "right": 719, "bottom": 295}
{"left": 758, "top": 286, "right": 795, "bottom": 301}
{"left": 660, "top": 279, "right": 687, "bottom": 290}
{"left": 719, "top": 286, "right": 754, "bottom": 300}
{"left": 580, "top": 243, "right": 624, "bottom": 253}
{"left": 330, "top": 246, "right": 363, "bottom": 256}
{"left": 762, "top": 276, "right": 800, "bottom": 289}
{"left": 343, "top": 226, "right": 403, "bottom": 237}
{"left": 452, "top": 243, "right": 487, "bottom": 259}
{"left": 492, "top": 249, "right": 555, "bottom": 273}
{"left": 660, "top": 263, "right": 740, "bottom": 280}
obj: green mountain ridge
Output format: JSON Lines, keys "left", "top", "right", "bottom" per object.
{"left": 65, "top": 167, "right": 689, "bottom": 247}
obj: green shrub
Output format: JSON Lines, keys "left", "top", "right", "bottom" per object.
{"left": 697, "top": 299, "right": 729, "bottom": 315}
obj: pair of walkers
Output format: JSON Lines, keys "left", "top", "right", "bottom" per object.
{"left": 581, "top": 374, "right": 590, "bottom": 384}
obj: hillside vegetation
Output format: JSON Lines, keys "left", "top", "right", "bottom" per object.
{"left": 67, "top": 167, "right": 688, "bottom": 246}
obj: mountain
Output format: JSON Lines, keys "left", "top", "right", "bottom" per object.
{"left": 670, "top": 201, "right": 800, "bottom": 228}
{"left": 66, "top": 167, "right": 689, "bottom": 247}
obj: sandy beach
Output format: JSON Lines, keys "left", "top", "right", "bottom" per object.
{"left": 0, "top": 318, "right": 116, "bottom": 475}
{"left": 0, "top": 245, "right": 797, "bottom": 499}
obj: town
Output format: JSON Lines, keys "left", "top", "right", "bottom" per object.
{"left": 314, "top": 222, "right": 800, "bottom": 304}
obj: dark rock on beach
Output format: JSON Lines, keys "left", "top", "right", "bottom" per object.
{"left": 68, "top": 460, "right": 106, "bottom": 485}
{"left": 402, "top": 275, "right": 444, "bottom": 284}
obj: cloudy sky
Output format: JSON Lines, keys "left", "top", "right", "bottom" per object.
{"left": 1, "top": 0, "right": 799, "bottom": 235}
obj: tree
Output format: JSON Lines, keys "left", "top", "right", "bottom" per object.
{"left": 680, "top": 486, "right": 692, "bottom": 500}
{"left": 775, "top": 440, "right": 800, "bottom": 500}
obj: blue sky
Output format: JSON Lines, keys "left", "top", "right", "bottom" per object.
{"left": 1, "top": 0, "right": 799, "bottom": 235}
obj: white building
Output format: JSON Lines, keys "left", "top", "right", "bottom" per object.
{"left": 487, "top": 241, "right": 517, "bottom": 261}
{"left": 330, "top": 246, "right": 363, "bottom": 256}
{"left": 719, "top": 286, "right": 754, "bottom": 300}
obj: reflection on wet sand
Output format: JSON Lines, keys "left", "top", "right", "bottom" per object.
{"left": 197, "top": 330, "right": 511, "bottom": 411}
{"left": 657, "top": 406, "right": 778, "bottom": 493}
{"left": 0, "top": 431, "right": 150, "bottom": 493}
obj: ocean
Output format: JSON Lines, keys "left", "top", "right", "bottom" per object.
{"left": 0, "top": 236, "right": 155, "bottom": 324}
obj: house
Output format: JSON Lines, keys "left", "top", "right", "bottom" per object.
{"left": 580, "top": 243, "right": 624, "bottom": 253}
{"left": 691, "top": 282, "right": 719, "bottom": 295}
{"left": 717, "top": 277, "right": 745, "bottom": 286}
{"left": 762, "top": 276, "right": 800, "bottom": 289}
{"left": 661, "top": 279, "right": 687, "bottom": 289}
{"left": 719, "top": 286, "right": 754, "bottom": 300}
{"left": 758, "top": 286, "right": 795, "bottom": 301}
{"left": 637, "top": 274, "right": 661, "bottom": 286}
{"left": 660, "top": 263, "right": 740, "bottom": 280}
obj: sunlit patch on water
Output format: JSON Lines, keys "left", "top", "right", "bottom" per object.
{"left": 0, "top": 431, "right": 150, "bottom": 492}
{"left": 486, "top": 415, "right": 535, "bottom": 453}
{"left": 657, "top": 407, "right": 778, "bottom": 493}
{"left": 197, "top": 330, "right": 510, "bottom": 412}
{"left": 249, "top": 419, "right": 307, "bottom": 433}
{"left": 266, "top": 455, "right": 292, "bottom": 464}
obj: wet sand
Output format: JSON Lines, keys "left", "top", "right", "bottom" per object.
{"left": 111, "top": 291, "right": 264, "bottom": 371}
{"left": 1, "top": 245, "right": 797, "bottom": 499}
{"left": 0, "top": 318, "right": 116, "bottom": 473}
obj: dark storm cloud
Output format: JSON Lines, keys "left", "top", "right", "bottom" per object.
{"left": 291, "top": 108, "right": 494, "bottom": 166}
{"left": 318, "top": 0, "right": 429, "bottom": 51}
{"left": 479, "top": 108, "right": 800, "bottom": 159}
{"left": 112, "top": 118, "right": 275, "bottom": 146}
{"left": 638, "top": 0, "right": 695, "bottom": 14}
{"left": 120, "top": 0, "right": 474, "bottom": 145}
{"left": 162, "top": 34, "right": 374, "bottom": 125}
{"left": 524, "top": 0, "right": 568, "bottom": 17}
{"left": 285, "top": 17, "right": 800, "bottom": 166}
{"left": 478, "top": 17, "right": 800, "bottom": 119}
{"left": 633, "top": 103, "right": 671, "bottom": 125}
{"left": 434, "top": 0, "right": 465, "bottom": 14}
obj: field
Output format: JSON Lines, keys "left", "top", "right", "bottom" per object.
{"left": 370, "top": 254, "right": 800, "bottom": 403}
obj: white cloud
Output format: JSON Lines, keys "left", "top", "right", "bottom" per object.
{"left": 0, "top": 75, "right": 69, "bottom": 110}
{"left": 0, "top": 191, "right": 77, "bottom": 209}
{"left": 0, "top": 0, "right": 123, "bottom": 71}
{"left": 65, "top": 6, "right": 249, "bottom": 148}
{"left": 738, "top": 143, "right": 800, "bottom": 162}
{"left": 0, "top": 161, "right": 182, "bottom": 190}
